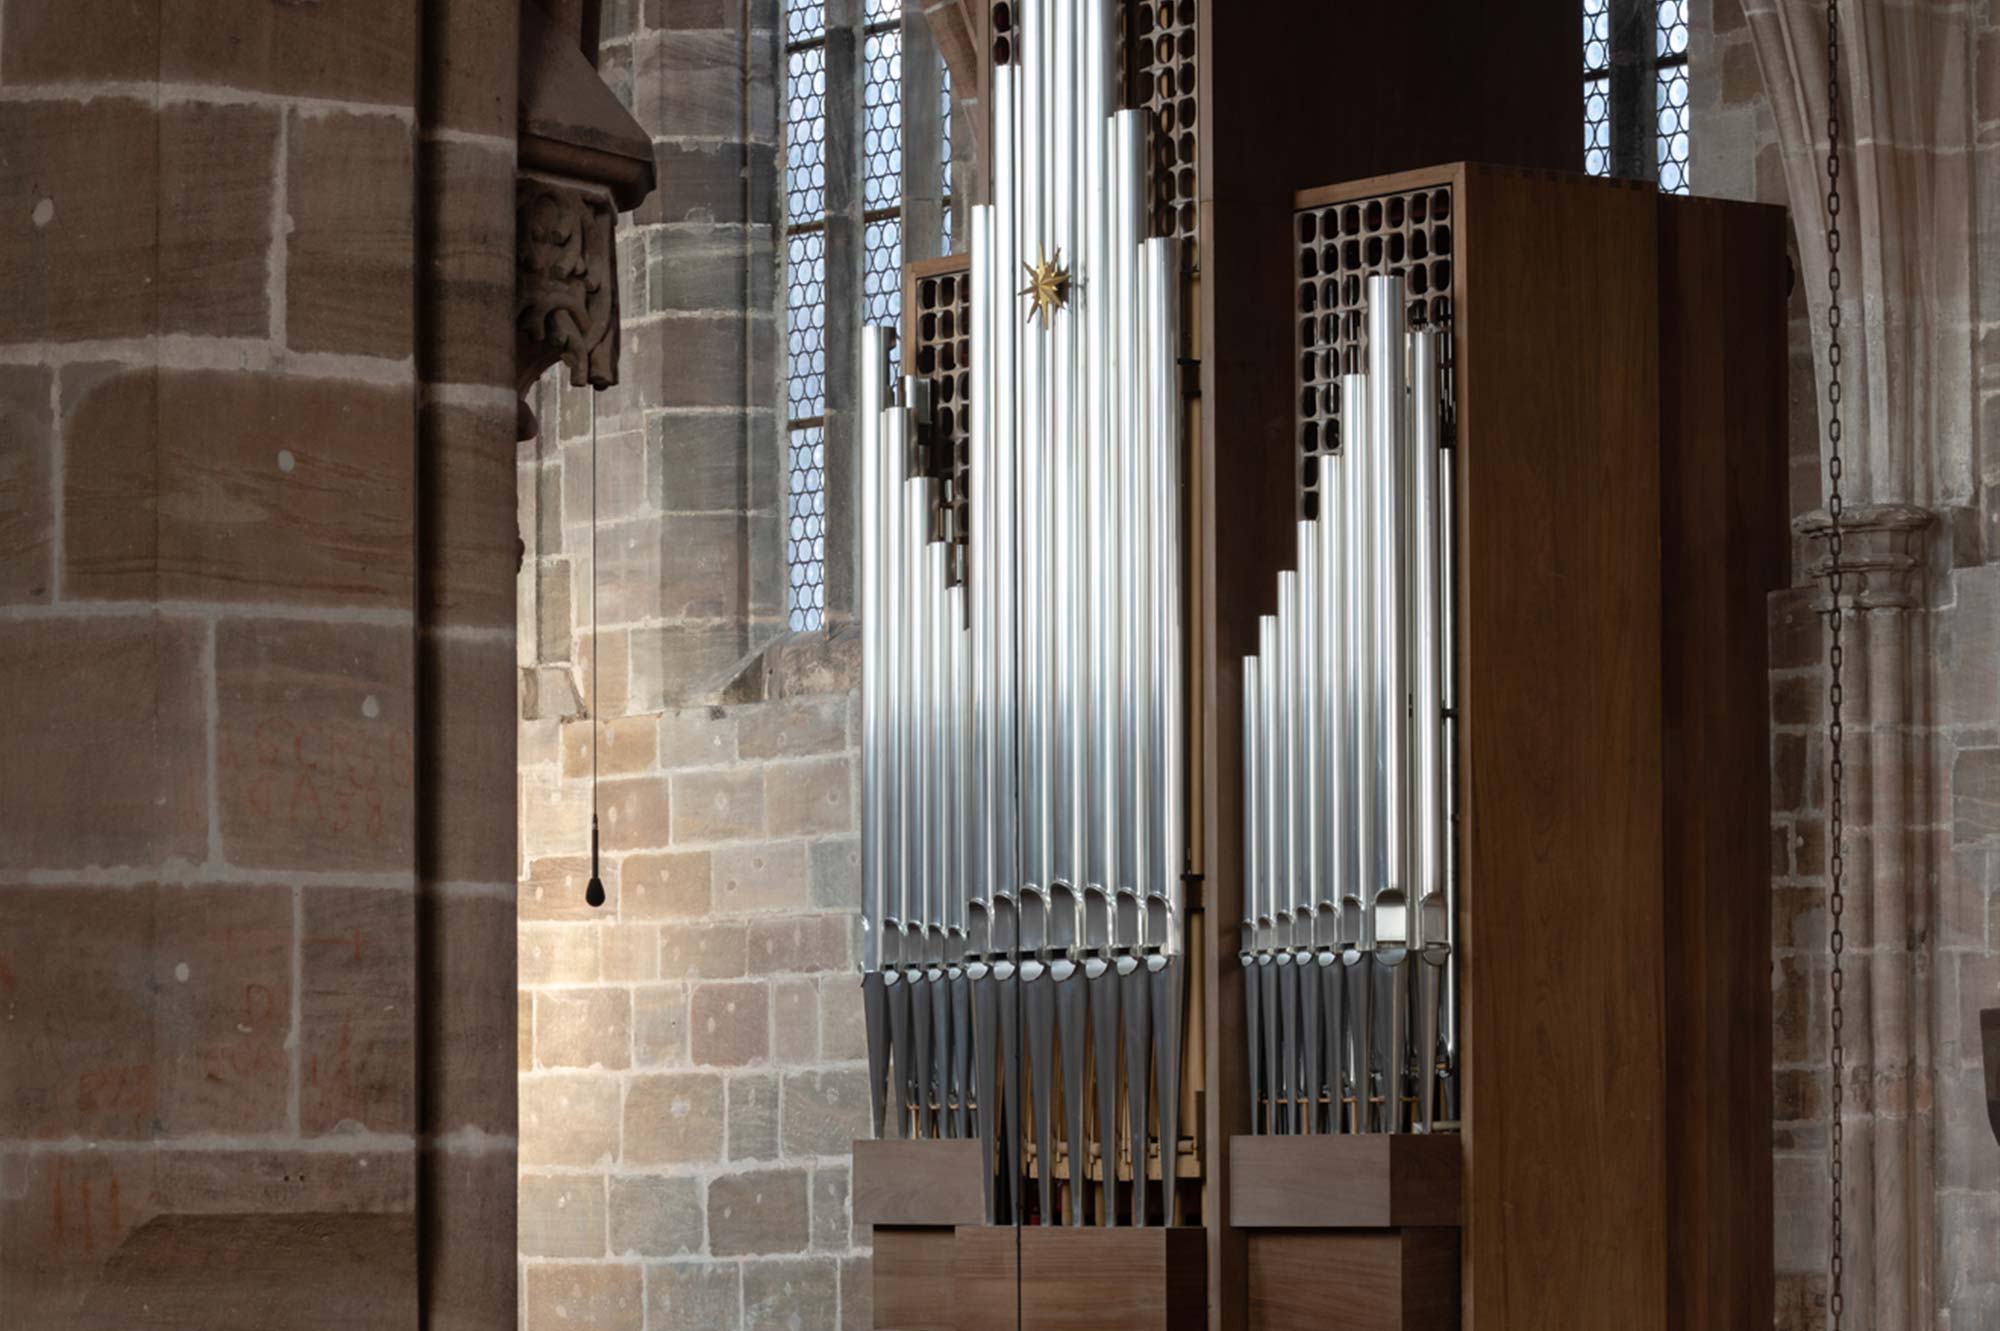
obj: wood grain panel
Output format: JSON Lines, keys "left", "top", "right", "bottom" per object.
{"left": 1017, "top": 1228, "right": 1206, "bottom": 1331}
{"left": 1245, "top": 1229, "right": 1458, "bottom": 1331}
{"left": 1656, "top": 193, "right": 1787, "bottom": 1331}
{"left": 876, "top": 1227, "right": 961, "bottom": 1331}
{"left": 954, "top": 1227, "right": 1019, "bottom": 1331}
{"left": 1455, "top": 165, "right": 1666, "bottom": 1331}
{"left": 1228, "top": 1136, "right": 1460, "bottom": 1229}
{"left": 854, "top": 1139, "right": 987, "bottom": 1227}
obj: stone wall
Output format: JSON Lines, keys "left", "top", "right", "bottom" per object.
{"left": 514, "top": 4, "right": 876, "bottom": 1328}
{"left": 0, "top": 0, "right": 520, "bottom": 1326}
{"left": 1692, "top": 1, "right": 2000, "bottom": 1326}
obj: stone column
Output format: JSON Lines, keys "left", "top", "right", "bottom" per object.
{"left": 1744, "top": 1, "right": 1990, "bottom": 1325}
{"left": 1790, "top": 504, "right": 1940, "bottom": 1329}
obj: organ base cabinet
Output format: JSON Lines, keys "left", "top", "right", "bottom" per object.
{"left": 1244, "top": 1232, "right": 1459, "bottom": 1331}
{"left": 858, "top": 1139, "right": 1206, "bottom": 1331}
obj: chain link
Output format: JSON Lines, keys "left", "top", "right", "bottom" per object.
{"left": 1822, "top": 1, "right": 1847, "bottom": 1327}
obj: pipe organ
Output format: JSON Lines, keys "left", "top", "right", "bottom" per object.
{"left": 858, "top": 0, "right": 1189, "bottom": 1229}
{"left": 848, "top": 7, "right": 1787, "bottom": 1330}
{"left": 1240, "top": 275, "right": 1456, "bottom": 1139}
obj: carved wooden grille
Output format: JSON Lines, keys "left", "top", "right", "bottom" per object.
{"left": 1294, "top": 185, "right": 1458, "bottom": 521}
{"left": 1130, "top": 0, "right": 1197, "bottom": 245}
{"left": 908, "top": 260, "right": 973, "bottom": 585}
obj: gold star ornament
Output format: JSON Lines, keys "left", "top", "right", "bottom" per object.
{"left": 1020, "top": 246, "right": 1071, "bottom": 328}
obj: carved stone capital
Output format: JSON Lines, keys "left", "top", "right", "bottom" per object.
{"left": 515, "top": 173, "right": 621, "bottom": 435}
{"left": 1793, "top": 503, "right": 1936, "bottom": 610}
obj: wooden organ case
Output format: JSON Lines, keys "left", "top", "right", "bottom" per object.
{"left": 852, "top": 6, "right": 1785, "bottom": 1331}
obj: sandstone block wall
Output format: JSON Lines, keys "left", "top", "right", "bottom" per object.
{"left": 515, "top": 4, "right": 874, "bottom": 1327}
{"left": 0, "top": 1, "right": 521, "bottom": 1325}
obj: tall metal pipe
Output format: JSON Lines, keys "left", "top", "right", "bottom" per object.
{"left": 1274, "top": 571, "right": 1297, "bottom": 948}
{"left": 908, "top": 465, "right": 936, "bottom": 963}
{"left": 1294, "top": 519, "right": 1319, "bottom": 945}
{"left": 989, "top": 66, "right": 1019, "bottom": 926}
{"left": 1339, "top": 370, "right": 1372, "bottom": 1132}
{"left": 1294, "top": 517, "right": 1321, "bottom": 1132}
{"left": 1408, "top": 328, "right": 1449, "bottom": 1131}
{"left": 860, "top": 327, "right": 888, "bottom": 973}
{"left": 1088, "top": 0, "right": 1120, "bottom": 943}
{"left": 1315, "top": 446, "right": 1346, "bottom": 941}
{"left": 928, "top": 531, "right": 951, "bottom": 966}
{"left": 1017, "top": 0, "right": 1052, "bottom": 954}
{"left": 1048, "top": 0, "right": 1080, "bottom": 912}
{"left": 1256, "top": 614, "right": 1280, "bottom": 944}
{"left": 1257, "top": 612, "right": 1283, "bottom": 1133}
{"left": 1113, "top": 110, "right": 1145, "bottom": 947}
{"left": 1147, "top": 238, "right": 1183, "bottom": 948}
{"left": 1364, "top": 276, "right": 1409, "bottom": 1132}
{"left": 968, "top": 206, "right": 993, "bottom": 935}
{"left": 889, "top": 408, "right": 917, "bottom": 961}
{"left": 1436, "top": 353, "right": 1460, "bottom": 1116}
{"left": 1242, "top": 654, "right": 1264, "bottom": 1133}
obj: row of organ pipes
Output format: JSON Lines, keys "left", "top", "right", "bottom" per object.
{"left": 1244, "top": 273, "right": 1458, "bottom": 1136}
{"left": 857, "top": 0, "right": 1190, "bottom": 1226}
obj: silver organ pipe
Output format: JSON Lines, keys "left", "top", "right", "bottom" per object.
{"left": 854, "top": 0, "right": 1187, "bottom": 1227}
{"left": 904, "top": 388, "right": 935, "bottom": 1139}
{"left": 860, "top": 327, "right": 891, "bottom": 1140}
{"left": 1241, "top": 657, "right": 1263, "bottom": 1133}
{"left": 1256, "top": 612, "right": 1280, "bottom": 1136}
{"left": 1366, "top": 276, "right": 1409, "bottom": 1135}
{"left": 1242, "top": 277, "right": 1457, "bottom": 1136}
{"left": 1273, "top": 571, "right": 1297, "bottom": 1136}
{"left": 1294, "top": 517, "right": 1321, "bottom": 1135}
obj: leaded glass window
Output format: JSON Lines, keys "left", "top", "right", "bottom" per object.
{"left": 781, "top": 2, "right": 955, "bottom": 632}
{"left": 1582, "top": 0, "right": 1690, "bottom": 195}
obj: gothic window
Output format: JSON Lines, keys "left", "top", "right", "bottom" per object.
{"left": 783, "top": 2, "right": 954, "bottom": 633}
{"left": 783, "top": 3, "right": 831, "bottom": 632}
{"left": 1582, "top": 0, "right": 1691, "bottom": 194}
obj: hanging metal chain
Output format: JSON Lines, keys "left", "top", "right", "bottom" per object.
{"left": 1821, "top": 0, "right": 1848, "bottom": 1326}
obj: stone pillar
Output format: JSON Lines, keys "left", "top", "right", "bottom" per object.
{"left": 0, "top": 0, "right": 495, "bottom": 1320}
{"left": 1741, "top": 0, "right": 2000, "bottom": 1323}
{"left": 1785, "top": 505, "right": 1940, "bottom": 1330}
{"left": 1606, "top": 0, "right": 1661, "bottom": 184}
{"left": 419, "top": 2, "right": 525, "bottom": 1326}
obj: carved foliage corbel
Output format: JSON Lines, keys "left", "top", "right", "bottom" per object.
{"left": 515, "top": 173, "right": 620, "bottom": 397}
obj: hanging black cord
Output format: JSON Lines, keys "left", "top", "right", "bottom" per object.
{"left": 584, "top": 383, "right": 604, "bottom": 903}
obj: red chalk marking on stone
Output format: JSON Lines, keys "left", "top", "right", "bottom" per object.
{"left": 305, "top": 929, "right": 366, "bottom": 962}
{"left": 47, "top": 1161, "right": 63, "bottom": 1247}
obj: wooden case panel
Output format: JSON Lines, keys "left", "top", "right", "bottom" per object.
{"left": 877, "top": 1227, "right": 961, "bottom": 1331}
{"left": 1228, "top": 1136, "right": 1460, "bottom": 1230}
{"left": 1454, "top": 165, "right": 1666, "bottom": 1331}
{"left": 953, "top": 1226, "right": 1208, "bottom": 1331}
{"left": 1245, "top": 1229, "right": 1459, "bottom": 1331}
{"left": 854, "top": 1138, "right": 987, "bottom": 1227}
{"left": 1655, "top": 192, "right": 1787, "bottom": 1331}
